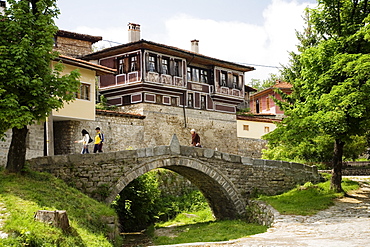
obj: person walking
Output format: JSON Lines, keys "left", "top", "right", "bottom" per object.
{"left": 190, "top": 129, "right": 201, "bottom": 147}
{"left": 93, "top": 127, "right": 104, "bottom": 153}
{"left": 74, "top": 129, "right": 91, "bottom": 154}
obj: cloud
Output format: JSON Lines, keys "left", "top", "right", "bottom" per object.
{"left": 70, "top": 0, "right": 315, "bottom": 83}
{"left": 163, "top": 0, "right": 314, "bottom": 83}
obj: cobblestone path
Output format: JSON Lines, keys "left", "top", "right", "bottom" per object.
{"left": 232, "top": 176, "right": 370, "bottom": 247}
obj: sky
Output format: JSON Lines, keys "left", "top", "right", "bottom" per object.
{"left": 53, "top": 0, "right": 317, "bottom": 84}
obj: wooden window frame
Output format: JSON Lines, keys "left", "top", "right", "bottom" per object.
{"left": 148, "top": 55, "right": 157, "bottom": 72}
{"left": 130, "top": 55, "right": 138, "bottom": 72}
{"left": 161, "top": 58, "right": 169, "bottom": 75}
{"left": 118, "top": 57, "right": 125, "bottom": 74}
{"left": 76, "top": 83, "right": 91, "bottom": 101}
{"left": 220, "top": 71, "right": 227, "bottom": 87}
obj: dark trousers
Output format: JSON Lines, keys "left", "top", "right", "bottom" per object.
{"left": 81, "top": 146, "right": 89, "bottom": 154}
{"left": 93, "top": 143, "right": 103, "bottom": 153}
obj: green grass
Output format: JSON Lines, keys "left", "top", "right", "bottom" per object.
{"left": 0, "top": 169, "right": 121, "bottom": 247}
{"left": 153, "top": 220, "right": 267, "bottom": 245}
{"left": 156, "top": 208, "right": 215, "bottom": 227}
{"left": 258, "top": 174, "right": 360, "bottom": 215}
{"left": 152, "top": 208, "right": 267, "bottom": 245}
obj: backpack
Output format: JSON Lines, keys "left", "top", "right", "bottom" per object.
{"left": 99, "top": 133, "right": 105, "bottom": 142}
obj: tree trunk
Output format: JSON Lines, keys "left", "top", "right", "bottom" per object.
{"left": 6, "top": 126, "right": 28, "bottom": 173}
{"left": 331, "top": 139, "right": 344, "bottom": 192}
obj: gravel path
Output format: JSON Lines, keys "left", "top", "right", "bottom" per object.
{"left": 232, "top": 176, "right": 370, "bottom": 247}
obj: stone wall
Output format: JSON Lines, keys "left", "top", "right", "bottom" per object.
{"left": 320, "top": 169, "right": 370, "bottom": 176}
{"left": 119, "top": 103, "right": 239, "bottom": 154}
{"left": 0, "top": 124, "right": 44, "bottom": 168}
{"left": 54, "top": 113, "right": 145, "bottom": 155}
{"left": 54, "top": 37, "right": 93, "bottom": 58}
{"left": 237, "top": 137, "right": 267, "bottom": 158}
{"left": 1, "top": 105, "right": 266, "bottom": 167}
{"left": 246, "top": 200, "right": 277, "bottom": 227}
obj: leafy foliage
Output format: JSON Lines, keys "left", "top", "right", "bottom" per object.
{"left": 96, "top": 95, "right": 118, "bottom": 111}
{"left": 0, "top": 0, "right": 80, "bottom": 135}
{"left": 247, "top": 73, "right": 283, "bottom": 92}
{"left": 111, "top": 169, "right": 210, "bottom": 232}
{"left": 263, "top": 0, "right": 370, "bottom": 191}
{"left": 263, "top": 129, "right": 367, "bottom": 165}
{"left": 0, "top": 0, "right": 80, "bottom": 172}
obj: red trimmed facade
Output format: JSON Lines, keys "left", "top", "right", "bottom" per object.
{"left": 249, "top": 80, "right": 292, "bottom": 116}
{"left": 83, "top": 39, "right": 254, "bottom": 114}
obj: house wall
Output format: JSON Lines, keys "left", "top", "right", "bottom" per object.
{"left": 51, "top": 63, "right": 96, "bottom": 121}
{"left": 237, "top": 119, "right": 277, "bottom": 139}
{"left": 250, "top": 91, "right": 289, "bottom": 115}
{"left": 54, "top": 36, "right": 93, "bottom": 58}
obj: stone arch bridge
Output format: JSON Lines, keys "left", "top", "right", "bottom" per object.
{"left": 28, "top": 135, "right": 320, "bottom": 220}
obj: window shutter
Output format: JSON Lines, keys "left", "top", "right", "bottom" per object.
{"left": 145, "top": 53, "right": 149, "bottom": 72}
{"left": 170, "top": 59, "right": 174, "bottom": 76}
{"left": 124, "top": 56, "right": 129, "bottom": 74}
{"left": 157, "top": 56, "right": 162, "bottom": 74}
{"left": 215, "top": 70, "right": 220, "bottom": 86}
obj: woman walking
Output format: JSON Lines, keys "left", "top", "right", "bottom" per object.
{"left": 75, "top": 129, "right": 91, "bottom": 154}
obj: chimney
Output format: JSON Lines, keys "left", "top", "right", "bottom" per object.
{"left": 191, "top": 39, "right": 199, "bottom": 53}
{"left": 128, "top": 23, "right": 141, "bottom": 43}
{"left": 0, "top": 1, "right": 6, "bottom": 15}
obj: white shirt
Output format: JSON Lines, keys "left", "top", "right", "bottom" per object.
{"left": 77, "top": 134, "right": 90, "bottom": 145}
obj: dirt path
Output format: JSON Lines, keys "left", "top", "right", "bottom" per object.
{"left": 0, "top": 201, "right": 9, "bottom": 239}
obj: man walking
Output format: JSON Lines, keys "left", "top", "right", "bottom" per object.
{"left": 93, "top": 127, "right": 104, "bottom": 153}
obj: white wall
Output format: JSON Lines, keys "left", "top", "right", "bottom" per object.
{"left": 237, "top": 119, "right": 277, "bottom": 139}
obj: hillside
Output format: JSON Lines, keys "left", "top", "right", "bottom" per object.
{"left": 0, "top": 169, "right": 121, "bottom": 246}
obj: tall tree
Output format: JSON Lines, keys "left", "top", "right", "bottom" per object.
{"left": 0, "top": 0, "right": 80, "bottom": 172}
{"left": 264, "top": 0, "right": 370, "bottom": 192}
{"left": 247, "top": 74, "right": 283, "bottom": 92}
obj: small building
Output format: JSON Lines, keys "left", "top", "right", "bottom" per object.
{"left": 1, "top": 30, "right": 115, "bottom": 166}
{"left": 45, "top": 31, "right": 116, "bottom": 155}
{"left": 237, "top": 115, "right": 281, "bottom": 139}
{"left": 249, "top": 80, "right": 292, "bottom": 117}
{"left": 237, "top": 80, "right": 291, "bottom": 140}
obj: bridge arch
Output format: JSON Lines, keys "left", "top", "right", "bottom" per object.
{"left": 107, "top": 156, "right": 246, "bottom": 220}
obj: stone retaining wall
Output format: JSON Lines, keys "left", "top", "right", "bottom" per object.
{"left": 0, "top": 124, "right": 44, "bottom": 168}
{"left": 245, "top": 200, "right": 277, "bottom": 227}
{"left": 237, "top": 137, "right": 267, "bottom": 158}
{"left": 1, "top": 104, "right": 268, "bottom": 167}
{"left": 320, "top": 169, "right": 370, "bottom": 176}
